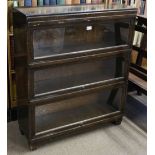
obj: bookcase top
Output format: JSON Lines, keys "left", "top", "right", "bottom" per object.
{"left": 15, "top": 4, "right": 136, "bottom": 16}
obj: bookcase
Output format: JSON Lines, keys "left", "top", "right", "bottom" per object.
{"left": 129, "top": 14, "right": 147, "bottom": 95}
{"left": 8, "top": 1, "right": 17, "bottom": 114}
{"left": 128, "top": 0, "right": 147, "bottom": 95}
{"left": 13, "top": 4, "right": 136, "bottom": 150}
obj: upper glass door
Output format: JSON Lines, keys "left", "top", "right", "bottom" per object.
{"left": 32, "top": 20, "right": 129, "bottom": 59}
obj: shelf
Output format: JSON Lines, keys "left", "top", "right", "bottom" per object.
{"left": 34, "top": 40, "right": 118, "bottom": 59}
{"left": 16, "top": 4, "right": 135, "bottom": 16}
{"left": 10, "top": 70, "right": 15, "bottom": 74}
{"left": 9, "top": 32, "right": 13, "bottom": 37}
{"left": 128, "top": 72, "right": 147, "bottom": 94}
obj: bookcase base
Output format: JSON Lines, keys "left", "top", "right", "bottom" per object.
{"left": 25, "top": 115, "right": 123, "bottom": 150}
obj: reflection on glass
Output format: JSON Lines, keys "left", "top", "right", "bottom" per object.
{"left": 33, "top": 21, "right": 129, "bottom": 58}
{"left": 33, "top": 28, "right": 65, "bottom": 57}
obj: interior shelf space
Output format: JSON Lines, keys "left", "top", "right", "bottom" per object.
{"left": 35, "top": 87, "right": 122, "bottom": 133}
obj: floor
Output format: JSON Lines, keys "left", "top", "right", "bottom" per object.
{"left": 8, "top": 119, "right": 146, "bottom": 155}
{"left": 125, "top": 92, "right": 147, "bottom": 132}
{"left": 7, "top": 93, "right": 147, "bottom": 155}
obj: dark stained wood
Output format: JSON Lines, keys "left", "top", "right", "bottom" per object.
{"left": 13, "top": 5, "right": 136, "bottom": 150}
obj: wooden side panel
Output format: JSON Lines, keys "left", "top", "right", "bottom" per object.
{"left": 13, "top": 11, "right": 31, "bottom": 138}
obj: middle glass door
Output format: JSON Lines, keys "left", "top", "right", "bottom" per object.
{"left": 32, "top": 55, "right": 125, "bottom": 97}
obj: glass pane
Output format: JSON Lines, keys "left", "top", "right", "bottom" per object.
{"left": 33, "top": 21, "right": 129, "bottom": 58}
{"left": 34, "top": 56, "right": 124, "bottom": 96}
{"left": 35, "top": 87, "right": 122, "bottom": 133}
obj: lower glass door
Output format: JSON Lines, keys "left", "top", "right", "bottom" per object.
{"left": 35, "top": 87, "right": 123, "bottom": 134}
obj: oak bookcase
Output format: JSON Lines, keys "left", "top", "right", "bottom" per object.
{"left": 13, "top": 4, "right": 136, "bottom": 150}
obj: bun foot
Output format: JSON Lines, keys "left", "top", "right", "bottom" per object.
{"left": 29, "top": 144, "right": 37, "bottom": 151}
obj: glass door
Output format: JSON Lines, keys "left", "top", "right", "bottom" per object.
{"left": 35, "top": 86, "right": 123, "bottom": 134}
{"left": 32, "top": 55, "right": 125, "bottom": 97}
{"left": 32, "top": 20, "right": 129, "bottom": 59}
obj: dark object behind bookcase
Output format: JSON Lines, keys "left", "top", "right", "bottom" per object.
{"left": 129, "top": 15, "right": 147, "bottom": 95}
{"left": 13, "top": 5, "right": 136, "bottom": 150}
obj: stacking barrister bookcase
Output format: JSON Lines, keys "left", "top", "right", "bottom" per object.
{"left": 13, "top": 4, "right": 137, "bottom": 150}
